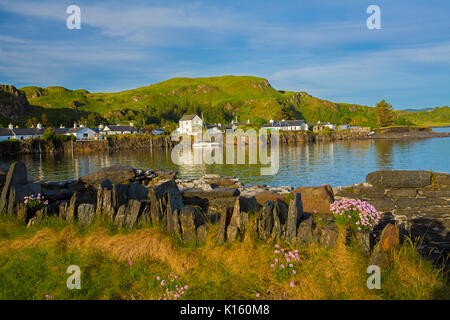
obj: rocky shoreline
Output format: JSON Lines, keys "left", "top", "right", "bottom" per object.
{"left": 0, "top": 161, "right": 448, "bottom": 269}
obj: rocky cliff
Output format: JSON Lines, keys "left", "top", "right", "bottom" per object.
{"left": 0, "top": 85, "right": 32, "bottom": 121}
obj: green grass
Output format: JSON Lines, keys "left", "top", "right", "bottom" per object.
{"left": 0, "top": 216, "right": 447, "bottom": 300}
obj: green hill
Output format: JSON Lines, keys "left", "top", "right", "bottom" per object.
{"left": 398, "top": 106, "right": 450, "bottom": 127}
{"left": 0, "top": 75, "right": 446, "bottom": 128}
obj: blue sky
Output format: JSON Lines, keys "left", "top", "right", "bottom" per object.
{"left": 0, "top": 0, "right": 449, "bottom": 110}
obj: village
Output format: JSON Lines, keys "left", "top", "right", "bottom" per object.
{"left": 0, "top": 114, "right": 370, "bottom": 142}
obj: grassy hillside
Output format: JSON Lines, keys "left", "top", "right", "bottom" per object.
{"left": 7, "top": 75, "right": 447, "bottom": 128}
{"left": 18, "top": 76, "right": 380, "bottom": 128}
{"left": 398, "top": 106, "right": 450, "bottom": 127}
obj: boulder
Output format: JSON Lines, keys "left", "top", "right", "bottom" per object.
{"left": 292, "top": 185, "right": 334, "bottom": 214}
{"left": 285, "top": 193, "right": 303, "bottom": 244}
{"left": 254, "top": 191, "right": 285, "bottom": 206}
{"left": 370, "top": 223, "right": 400, "bottom": 268}
{"left": 366, "top": 170, "right": 432, "bottom": 188}
{"left": 79, "top": 165, "right": 136, "bottom": 185}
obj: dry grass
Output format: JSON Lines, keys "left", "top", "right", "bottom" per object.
{"left": 0, "top": 219, "right": 447, "bottom": 300}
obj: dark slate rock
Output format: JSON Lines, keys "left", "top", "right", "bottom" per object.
{"left": 114, "top": 204, "right": 127, "bottom": 227}
{"left": 0, "top": 161, "right": 29, "bottom": 214}
{"left": 181, "top": 188, "right": 240, "bottom": 199}
{"left": 238, "top": 196, "right": 258, "bottom": 213}
{"left": 357, "top": 230, "right": 372, "bottom": 256}
{"left": 179, "top": 206, "right": 199, "bottom": 243}
{"left": 216, "top": 206, "right": 233, "bottom": 245}
{"left": 78, "top": 203, "right": 96, "bottom": 227}
{"left": 370, "top": 224, "right": 400, "bottom": 268}
{"left": 226, "top": 197, "right": 248, "bottom": 242}
{"left": 197, "top": 224, "right": 207, "bottom": 244}
{"left": 286, "top": 192, "right": 303, "bottom": 244}
{"left": 124, "top": 199, "right": 143, "bottom": 229}
{"left": 271, "top": 201, "right": 288, "bottom": 241}
{"left": 434, "top": 172, "right": 450, "bottom": 188}
{"left": 297, "top": 214, "right": 315, "bottom": 245}
{"left": 79, "top": 165, "right": 136, "bottom": 185}
{"left": 256, "top": 201, "right": 275, "bottom": 241}
{"left": 366, "top": 170, "right": 432, "bottom": 188}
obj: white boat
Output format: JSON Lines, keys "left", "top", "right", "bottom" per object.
{"left": 192, "top": 141, "right": 222, "bottom": 148}
{"left": 192, "top": 113, "right": 223, "bottom": 148}
{"left": 367, "top": 131, "right": 376, "bottom": 136}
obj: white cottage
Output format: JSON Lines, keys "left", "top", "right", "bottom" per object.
{"left": 101, "top": 124, "right": 138, "bottom": 135}
{"left": 262, "top": 119, "right": 309, "bottom": 131}
{"left": 177, "top": 114, "right": 203, "bottom": 135}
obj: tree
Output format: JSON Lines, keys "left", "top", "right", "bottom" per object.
{"left": 375, "top": 100, "right": 394, "bottom": 127}
{"left": 26, "top": 117, "right": 39, "bottom": 128}
{"left": 40, "top": 113, "right": 49, "bottom": 127}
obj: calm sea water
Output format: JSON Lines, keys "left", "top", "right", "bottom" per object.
{"left": 1, "top": 127, "right": 449, "bottom": 188}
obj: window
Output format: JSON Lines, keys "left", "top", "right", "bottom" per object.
{"left": 83, "top": 133, "right": 88, "bottom": 138}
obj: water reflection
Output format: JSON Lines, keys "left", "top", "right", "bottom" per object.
{"left": 1, "top": 135, "right": 449, "bottom": 188}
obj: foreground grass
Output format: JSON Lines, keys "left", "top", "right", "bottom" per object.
{"left": 0, "top": 217, "right": 447, "bottom": 300}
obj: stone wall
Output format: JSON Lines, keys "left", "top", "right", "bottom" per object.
{"left": 334, "top": 170, "right": 450, "bottom": 262}
{"left": 1, "top": 162, "right": 448, "bottom": 268}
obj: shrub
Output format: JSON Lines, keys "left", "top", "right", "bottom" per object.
{"left": 271, "top": 244, "right": 299, "bottom": 283}
{"left": 330, "top": 198, "right": 381, "bottom": 232}
{"left": 24, "top": 194, "right": 48, "bottom": 211}
{"left": 156, "top": 272, "right": 189, "bottom": 300}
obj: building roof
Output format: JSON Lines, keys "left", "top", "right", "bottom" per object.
{"left": 180, "top": 114, "right": 200, "bottom": 121}
{"left": 54, "top": 128, "right": 69, "bottom": 134}
{"left": 0, "top": 128, "right": 14, "bottom": 136}
{"left": 104, "top": 125, "right": 137, "bottom": 132}
{"left": 66, "top": 127, "right": 96, "bottom": 133}
{"left": 262, "top": 120, "right": 306, "bottom": 128}
{"left": 12, "top": 128, "right": 44, "bottom": 135}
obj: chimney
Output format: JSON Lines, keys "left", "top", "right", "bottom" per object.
{"left": 247, "top": 119, "right": 250, "bottom": 123}
{"left": 73, "top": 121, "right": 77, "bottom": 128}
{"left": 60, "top": 124, "right": 64, "bottom": 128}
{"left": 99, "top": 124, "right": 104, "bottom": 129}
{"left": 130, "top": 122, "right": 134, "bottom": 127}
{"left": 8, "top": 123, "right": 13, "bottom": 129}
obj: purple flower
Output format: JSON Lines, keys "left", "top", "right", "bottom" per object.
{"left": 290, "top": 281, "right": 295, "bottom": 287}
{"left": 256, "top": 293, "right": 260, "bottom": 298}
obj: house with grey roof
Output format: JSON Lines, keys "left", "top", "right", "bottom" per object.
{"left": 176, "top": 114, "right": 203, "bottom": 135}
{"left": 101, "top": 124, "right": 138, "bottom": 135}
